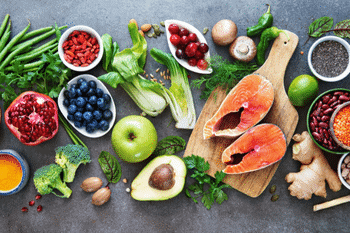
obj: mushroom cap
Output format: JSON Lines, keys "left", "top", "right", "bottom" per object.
{"left": 211, "top": 20, "right": 237, "bottom": 46}
{"left": 229, "top": 36, "right": 257, "bottom": 62}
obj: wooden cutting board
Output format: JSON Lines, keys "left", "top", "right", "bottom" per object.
{"left": 184, "top": 31, "right": 299, "bottom": 197}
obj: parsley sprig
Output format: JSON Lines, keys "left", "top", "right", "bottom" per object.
{"left": 183, "top": 155, "right": 231, "bottom": 210}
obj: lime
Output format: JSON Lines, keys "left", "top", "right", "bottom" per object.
{"left": 288, "top": 74, "right": 319, "bottom": 107}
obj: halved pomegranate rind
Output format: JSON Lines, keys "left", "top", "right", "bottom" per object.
{"left": 5, "top": 91, "right": 59, "bottom": 146}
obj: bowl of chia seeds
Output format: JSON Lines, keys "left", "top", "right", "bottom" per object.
{"left": 308, "top": 36, "right": 350, "bottom": 82}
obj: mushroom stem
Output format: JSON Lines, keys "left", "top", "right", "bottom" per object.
{"left": 237, "top": 44, "right": 249, "bottom": 55}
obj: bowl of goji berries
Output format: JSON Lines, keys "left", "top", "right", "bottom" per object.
{"left": 58, "top": 25, "right": 103, "bottom": 72}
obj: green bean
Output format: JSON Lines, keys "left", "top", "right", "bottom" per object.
{"left": 17, "top": 26, "right": 53, "bottom": 43}
{"left": 0, "top": 21, "right": 30, "bottom": 65}
{"left": 11, "top": 42, "right": 57, "bottom": 64}
{"left": 0, "top": 14, "right": 10, "bottom": 39}
{"left": 17, "top": 38, "right": 57, "bottom": 57}
{"left": 0, "top": 19, "right": 11, "bottom": 52}
{"left": 0, "top": 45, "right": 34, "bottom": 70}
{"left": 4, "top": 51, "right": 58, "bottom": 71}
{"left": 10, "top": 25, "right": 67, "bottom": 52}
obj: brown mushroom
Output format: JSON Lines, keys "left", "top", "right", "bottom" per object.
{"left": 211, "top": 20, "right": 237, "bottom": 46}
{"left": 229, "top": 36, "right": 257, "bottom": 62}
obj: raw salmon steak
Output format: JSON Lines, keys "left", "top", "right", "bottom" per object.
{"left": 222, "top": 124, "right": 287, "bottom": 174}
{"left": 203, "top": 74, "right": 274, "bottom": 139}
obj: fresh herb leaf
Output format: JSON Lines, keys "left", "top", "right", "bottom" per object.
{"left": 308, "top": 16, "right": 333, "bottom": 38}
{"left": 191, "top": 55, "right": 259, "bottom": 99}
{"left": 333, "top": 19, "right": 350, "bottom": 38}
{"left": 98, "top": 151, "right": 122, "bottom": 183}
{"left": 152, "top": 136, "right": 186, "bottom": 157}
{"left": 184, "top": 154, "right": 231, "bottom": 210}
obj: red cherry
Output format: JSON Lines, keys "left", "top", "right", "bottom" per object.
{"left": 180, "top": 36, "right": 190, "bottom": 45}
{"left": 188, "top": 58, "right": 197, "bottom": 66}
{"left": 185, "top": 42, "right": 198, "bottom": 57}
{"left": 179, "top": 28, "right": 189, "bottom": 37}
{"left": 199, "top": 43, "right": 209, "bottom": 53}
{"left": 195, "top": 50, "right": 204, "bottom": 60}
{"left": 170, "top": 34, "right": 181, "bottom": 46}
{"left": 168, "top": 24, "right": 180, "bottom": 34}
{"left": 188, "top": 33, "right": 197, "bottom": 42}
{"left": 197, "top": 59, "right": 208, "bottom": 70}
{"left": 195, "top": 41, "right": 201, "bottom": 47}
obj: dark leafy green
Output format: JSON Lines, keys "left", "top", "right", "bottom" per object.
{"left": 183, "top": 155, "right": 231, "bottom": 210}
{"left": 98, "top": 151, "right": 122, "bottom": 183}
{"left": 191, "top": 55, "right": 259, "bottom": 99}
{"left": 308, "top": 16, "right": 333, "bottom": 38}
{"left": 152, "top": 136, "right": 186, "bottom": 157}
{"left": 334, "top": 19, "right": 350, "bottom": 38}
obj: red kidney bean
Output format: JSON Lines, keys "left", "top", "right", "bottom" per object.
{"left": 334, "top": 91, "right": 344, "bottom": 96}
{"left": 322, "top": 95, "right": 331, "bottom": 104}
{"left": 321, "top": 115, "right": 330, "bottom": 122}
{"left": 323, "top": 129, "right": 329, "bottom": 139}
{"left": 321, "top": 104, "right": 329, "bottom": 109}
{"left": 312, "top": 132, "right": 322, "bottom": 141}
{"left": 339, "top": 95, "right": 350, "bottom": 101}
{"left": 319, "top": 122, "right": 328, "bottom": 128}
{"left": 328, "top": 96, "right": 338, "bottom": 105}
{"left": 323, "top": 108, "right": 334, "bottom": 115}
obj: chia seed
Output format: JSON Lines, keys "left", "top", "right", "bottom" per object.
{"left": 311, "top": 40, "right": 349, "bottom": 77}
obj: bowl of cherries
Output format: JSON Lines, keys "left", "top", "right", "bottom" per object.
{"left": 165, "top": 20, "right": 212, "bottom": 74}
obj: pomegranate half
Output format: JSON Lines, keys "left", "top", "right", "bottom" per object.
{"left": 5, "top": 91, "right": 59, "bottom": 146}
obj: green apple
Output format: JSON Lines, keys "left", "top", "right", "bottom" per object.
{"left": 111, "top": 115, "right": 157, "bottom": 163}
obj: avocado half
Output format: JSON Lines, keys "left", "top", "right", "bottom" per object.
{"left": 131, "top": 155, "right": 187, "bottom": 201}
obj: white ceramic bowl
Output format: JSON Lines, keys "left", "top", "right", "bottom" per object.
{"left": 165, "top": 19, "right": 212, "bottom": 74}
{"left": 308, "top": 36, "right": 350, "bottom": 82}
{"left": 338, "top": 152, "right": 350, "bottom": 190}
{"left": 0, "top": 149, "right": 30, "bottom": 196}
{"left": 58, "top": 25, "right": 103, "bottom": 72}
{"left": 58, "top": 74, "right": 116, "bottom": 138}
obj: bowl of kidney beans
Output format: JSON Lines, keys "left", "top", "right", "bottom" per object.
{"left": 58, "top": 74, "right": 116, "bottom": 138}
{"left": 58, "top": 25, "right": 103, "bottom": 72}
{"left": 307, "top": 88, "right": 350, "bottom": 154}
{"left": 165, "top": 20, "right": 212, "bottom": 74}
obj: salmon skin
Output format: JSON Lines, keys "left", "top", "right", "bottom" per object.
{"left": 222, "top": 124, "right": 287, "bottom": 174}
{"left": 203, "top": 74, "right": 274, "bottom": 139}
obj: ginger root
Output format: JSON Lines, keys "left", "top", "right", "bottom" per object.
{"left": 285, "top": 131, "right": 342, "bottom": 200}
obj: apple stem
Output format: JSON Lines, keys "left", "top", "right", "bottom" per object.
{"left": 128, "top": 133, "right": 136, "bottom": 141}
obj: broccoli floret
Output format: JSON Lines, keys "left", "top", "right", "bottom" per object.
{"left": 33, "top": 164, "right": 72, "bottom": 198}
{"left": 55, "top": 144, "right": 91, "bottom": 183}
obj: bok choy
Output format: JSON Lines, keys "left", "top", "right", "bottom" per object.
{"left": 98, "top": 22, "right": 196, "bottom": 129}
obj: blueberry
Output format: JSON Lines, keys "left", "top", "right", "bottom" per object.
{"left": 93, "top": 110, "right": 102, "bottom": 121}
{"left": 69, "top": 87, "right": 77, "bottom": 98}
{"left": 64, "top": 90, "right": 70, "bottom": 99}
{"left": 88, "top": 80, "right": 97, "bottom": 89}
{"left": 83, "top": 111, "right": 93, "bottom": 123}
{"left": 97, "top": 98, "right": 106, "bottom": 110}
{"left": 77, "top": 78, "right": 86, "bottom": 86}
{"left": 85, "top": 103, "right": 94, "bottom": 112}
{"left": 89, "top": 95, "right": 97, "bottom": 105}
{"left": 70, "top": 98, "right": 77, "bottom": 105}
{"left": 96, "top": 88, "right": 104, "bottom": 97}
{"left": 76, "top": 97, "right": 86, "bottom": 108}
{"left": 68, "top": 104, "right": 77, "bottom": 115}
{"left": 80, "top": 81, "right": 89, "bottom": 93}
{"left": 74, "top": 111, "right": 83, "bottom": 121}
{"left": 63, "top": 99, "right": 70, "bottom": 107}
{"left": 99, "top": 120, "right": 109, "bottom": 131}
{"left": 71, "top": 84, "right": 78, "bottom": 89}
{"left": 76, "top": 88, "right": 83, "bottom": 97}
{"left": 102, "top": 93, "right": 111, "bottom": 104}
{"left": 67, "top": 114, "right": 74, "bottom": 121}
{"left": 82, "top": 120, "right": 88, "bottom": 127}
{"left": 86, "top": 124, "right": 95, "bottom": 134}
{"left": 103, "top": 109, "right": 113, "bottom": 120}
{"left": 74, "top": 121, "right": 83, "bottom": 128}
{"left": 86, "top": 88, "right": 96, "bottom": 97}
{"left": 77, "top": 107, "right": 84, "bottom": 113}
{"left": 89, "top": 119, "right": 99, "bottom": 129}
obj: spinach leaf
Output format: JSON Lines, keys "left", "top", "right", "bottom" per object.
{"left": 98, "top": 151, "right": 122, "bottom": 183}
{"left": 334, "top": 19, "right": 350, "bottom": 38}
{"left": 152, "top": 136, "right": 186, "bottom": 156}
{"left": 308, "top": 16, "right": 333, "bottom": 38}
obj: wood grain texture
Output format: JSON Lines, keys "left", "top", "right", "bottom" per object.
{"left": 184, "top": 31, "right": 299, "bottom": 197}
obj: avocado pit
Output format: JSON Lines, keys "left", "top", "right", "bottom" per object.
{"left": 148, "top": 164, "right": 175, "bottom": 190}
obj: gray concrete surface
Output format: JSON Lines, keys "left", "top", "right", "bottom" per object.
{"left": 1, "top": 0, "right": 349, "bottom": 232}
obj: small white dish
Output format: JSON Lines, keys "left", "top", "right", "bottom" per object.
{"left": 338, "top": 152, "right": 350, "bottom": 190}
{"left": 164, "top": 19, "right": 212, "bottom": 74}
{"left": 58, "top": 74, "right": 116, "bottom": 138}
{"left": 308, "top": 36, "right": 350, "bottom": 82}
{"left": 58, "top": 25, "right": 103, "bottom": 72}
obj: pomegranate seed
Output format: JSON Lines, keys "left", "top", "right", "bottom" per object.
{"left": 35, "top": 194, "right": 42, "bottom": 200}
{"left": 29, "top": 200, "right": 35, "bottom": 206}
{"left": 21, "top": 207, "right": 28, "bottom": 212}
{"left": 37, "top": 205, "right": 43, "bottom": 212}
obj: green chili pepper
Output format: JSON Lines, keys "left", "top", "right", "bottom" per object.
{"left": 256, "top": 26, "right": 290, "bottom": 65}
{"left": 247, "top": 4, "right": 273, "bottom": 37}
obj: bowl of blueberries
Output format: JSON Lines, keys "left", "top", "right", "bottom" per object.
{"left": 58, "top": 74, "right": 116, "bottom": 138}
